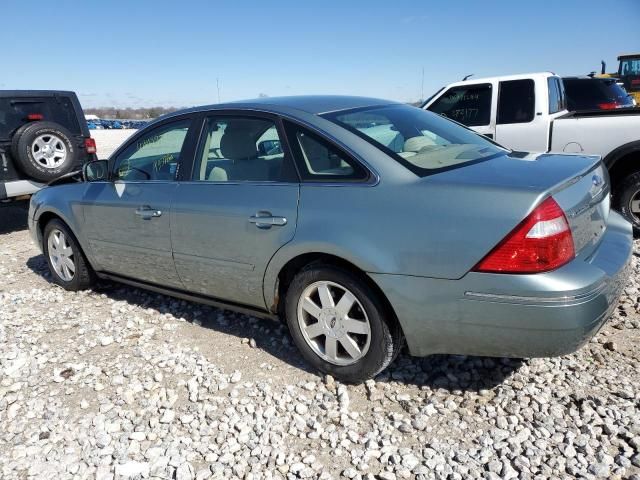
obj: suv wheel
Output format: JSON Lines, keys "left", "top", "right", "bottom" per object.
{"left": 285, "top": 264, "right": 402, "bottom": 383}
{"left": 43, "top": 219, "right": 95, "bottom": 291}
{"left": 12, "top": 121, "right": 78, "bottom": 182}
{"left": 615, "top": 171, "right": 640, "bottom": 232}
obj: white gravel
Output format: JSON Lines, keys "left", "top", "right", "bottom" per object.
{"left": 90, "top": 129, "right": 136, "bottom": 159}
{"left": 1, "top": 202, "right": 639, "bottom": 480}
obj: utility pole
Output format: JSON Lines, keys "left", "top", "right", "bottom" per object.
{"left": 216, "top": 78, "right": 221, "bottom": 103}
{"left": 421, "top": 67, "right": 425, "bottom": 102}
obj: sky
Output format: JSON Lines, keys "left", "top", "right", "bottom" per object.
{"left": 1, "top": 0, "right": 638, "bottom": 109}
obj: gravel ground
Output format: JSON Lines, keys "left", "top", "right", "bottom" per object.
{"left": 1, "top": 201, "right": 639, "bottom": 480}
{"left": 91, "top": 130, "right": 136, "bottom": 159}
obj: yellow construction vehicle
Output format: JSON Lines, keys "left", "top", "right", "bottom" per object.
{"left": 598, "top": 54, "right": 640, "bottom": 104}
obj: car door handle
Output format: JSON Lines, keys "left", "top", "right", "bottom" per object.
{"left": 135, "top": 206, "right": 162, "bottom": 219}
{"left": 249, "top": 211, "right": 287, "bottom": 229}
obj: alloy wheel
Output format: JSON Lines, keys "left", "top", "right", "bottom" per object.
{"left": 630, "top": 188, "right": 640, "bottom": 225}
{"left": 32, "top": 134, "right": 67, "bottom": 169}
{"left": 297, "top": 281, "right": 371, "bottom": 366}
{"left": 47, "top": 229, "right": 75, "bottom": 281}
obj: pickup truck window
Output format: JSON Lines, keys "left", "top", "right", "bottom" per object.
{"left": 548, "top": 77, "right": 564, "bottom": 113}
{"left": 497, "top": 79, "right": 535, "bottom": 124}
{"left": 428, "top": 84, "right": 491, "bottom": 127}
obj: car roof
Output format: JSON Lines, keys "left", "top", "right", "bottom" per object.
{"left": 441, "top": 72, "right": 557, "bottom": 89}
{"left": 159, "top": 95, "right": 400, "bottom": 121}
{"left": 0, "top": 90, "right": 78, "bottom": 98}
{"left": 562, "top": 76, "right": 620, "bottom": 82}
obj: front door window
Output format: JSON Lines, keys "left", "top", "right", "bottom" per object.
{"left": 113, "top": 120, "right": 191, "bottom": 181}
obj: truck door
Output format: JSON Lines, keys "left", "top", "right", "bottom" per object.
{"left": 426, "top": 83, "right": 496, "bottom": 140}
{"left": 494, "top": 77, "right": 565, "bottom": 153}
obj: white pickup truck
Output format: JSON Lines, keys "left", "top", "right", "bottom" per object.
{"left": 423, "top": 72, "right": 640, "bottom": 229}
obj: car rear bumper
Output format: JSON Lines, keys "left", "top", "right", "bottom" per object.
{"left": 370, "top": 211, "right": 633, "bottom": 358}
{"left": 0, "top": 179, "right": 43, "bottom": 200}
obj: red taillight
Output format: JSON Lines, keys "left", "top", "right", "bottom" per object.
{"left": 84, "top": 138, "right": 97, "bottom": 154}
{"left": 27, "top": 113, "right": 43, "bottom": 121}
{"left": 473, "top": 197, "right": 575, "bottom": 274}
{"left": 597, "top": 102, "right": 619, "bottom": 110}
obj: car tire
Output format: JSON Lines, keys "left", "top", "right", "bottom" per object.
{"left": 615, "top": 171, "right": 640, "bottom": 233}
{"left": 12, "top": 121, "right": 78, "bottom": 182}
{"left": 43, "top": 219, "right": 96, "bottom": 291}
{"left": 285, "top": 264, "right": 402, "bottom": 383}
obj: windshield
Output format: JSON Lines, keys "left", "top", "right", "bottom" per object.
{"left": 323, "top": 104, "right": 505, "bottom": 176}
{"left": 620, "top": 58, "right": 640, "bottom": 76}
{"left": 619, "top": 58, "right": 640, "bottom": 92}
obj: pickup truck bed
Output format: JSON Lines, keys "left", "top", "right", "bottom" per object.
{"left": 552, "top": 109, "right": 640, "bottom": 160}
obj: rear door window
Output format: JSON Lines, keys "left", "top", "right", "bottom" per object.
{"left": 497, "top": 79, "right": 535, "bottom": 124}
{"left": 192, "top": 116, "right": 295, "bottom": 182}
{"left": 548, "top": 77, "right": 563, "bottom": 113}
{"left": 428, "top": 84, "right": 492, "bottom": 126}
{"left": 0, "top": 96, "right": 81, "bottom": 139}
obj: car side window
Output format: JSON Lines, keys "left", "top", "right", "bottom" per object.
{"left": 428, "top": 84, "right": 492, "bottom": 127}
{"left": 497, "top": 79, "right": 535, "bottom": 124}
{"left": 113, "top": 120, "right": 191, "bottom": 181}
{"left": 284, "top": 122, "right": 368, "bottom": 182}
{"left": 193, "top": 117, "right": 293, "bottom": 182}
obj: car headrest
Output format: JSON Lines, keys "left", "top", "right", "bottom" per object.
{"left": 404, "top": 136, "right": 436, "bottom": 153}
{"left": 220, "top": 124, "right": 259, "bottom": 160}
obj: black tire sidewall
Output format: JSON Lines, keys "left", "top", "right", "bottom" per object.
{"left": 285, "top": 265, "right": 395, "bottom": 383}
{"left": 10, "top": 123, "right": 35, "bottom": 161}
{"left": 616, "top": 171, "right": 640, "bottom": 231}
{"left": 15, "top": 122, "right": 77, "bottom": 182}
{"left": 43, "top": 219, "right": 89, "bottom": 290}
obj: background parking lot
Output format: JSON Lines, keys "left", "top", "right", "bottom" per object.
{"left": 1, "top": 202, "right": 639, "bottom": 479}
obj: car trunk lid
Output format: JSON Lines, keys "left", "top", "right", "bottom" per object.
{"left": 421, "top": 151, "right": 609, "bottom": 276}
{"left": 551, "top": 159, "right": 609, "bottom": 257}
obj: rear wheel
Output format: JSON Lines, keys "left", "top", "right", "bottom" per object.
{"left": 615, "top": 171, "right": 640, "bottom": 232}
{"left": 285, "top": 264, "right": 402, "bottom": 383}
{"left": 43, "top": 219, "right": 95, "bottom": 291}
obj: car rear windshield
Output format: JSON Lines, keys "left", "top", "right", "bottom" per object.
{"left": 322, "top": 104, "right": 505, "bottom": 177}
{"left": 0, "top": 96, "right": 81, "bottom": 140}
{"left": 563, "top": 78, "right": 634, "bottom": 110}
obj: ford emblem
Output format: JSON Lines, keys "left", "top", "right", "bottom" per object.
{"left": 592, "top": 175, "right": 603, "bottom": 187}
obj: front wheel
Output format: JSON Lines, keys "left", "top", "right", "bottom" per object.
{"left": 43, "top": 219, "right": 96, "bottom": 291}
{"left": 615, "top": 171, "right": 640, "bottom": 233}
{"left": 285, "top": 265, "right": 402, "bottom": 383}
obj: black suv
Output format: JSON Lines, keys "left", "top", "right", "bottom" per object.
{"left": 563, "top": 76, "right": 636, "bottom": 111}
{"left": 0, "top": 91, "right": 96, "bottom": 200}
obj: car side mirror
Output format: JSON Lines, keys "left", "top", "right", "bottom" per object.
{"left": 83, "top": 160, "right": 109, "bottom": 182}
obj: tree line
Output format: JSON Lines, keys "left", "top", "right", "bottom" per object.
{"left": 84, "top": 106, "right": 181, "bottom": 120}
{"left": 86, "top": 100, "right": 425, "bottom": 120}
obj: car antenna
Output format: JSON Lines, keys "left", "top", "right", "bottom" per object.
{"left": 462, "top": 74, "right": 474, "bottom": 81}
